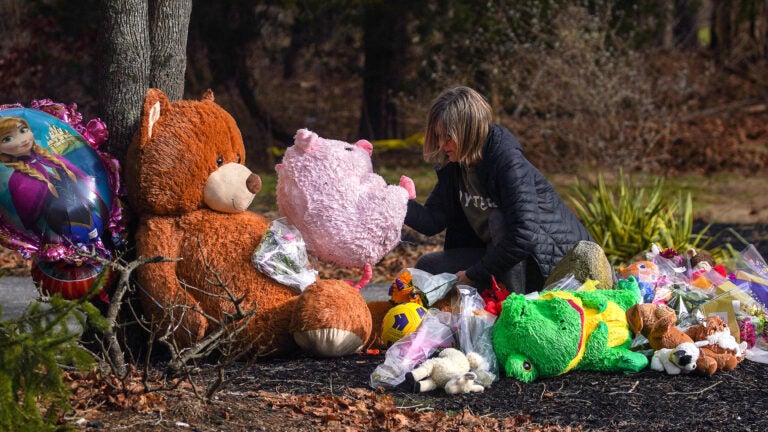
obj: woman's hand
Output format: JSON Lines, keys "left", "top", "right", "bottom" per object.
{"left": 455, "top": 270, "right": 474, "bottom": 287}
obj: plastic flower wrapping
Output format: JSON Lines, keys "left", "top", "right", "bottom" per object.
{"left": 387, "top": 268, "right": 457, "bottom": 308}
{"left": 0, "top": 99, "right": 126, "bottom": 299}
{"left": 252, "top": 217, "right": 316, "bottom": 292}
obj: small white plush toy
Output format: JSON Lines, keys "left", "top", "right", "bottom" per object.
{"left": 405, "top": 348, "right": 488, "bottom": 394}
{"left": 650, "top": 342, "right": 702, "bottom": 375}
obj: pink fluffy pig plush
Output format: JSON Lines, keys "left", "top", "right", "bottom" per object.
{"left": 276, "top": 128, "right": 416, "bottom": 289}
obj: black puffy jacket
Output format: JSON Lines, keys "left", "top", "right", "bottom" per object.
{"left": 405, "top": 124, "right": 593, "bottom": 284}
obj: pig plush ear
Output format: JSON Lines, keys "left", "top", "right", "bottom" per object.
{"left": 294, "top": 128, "right": 319, "bottom": 154}
{"left": 140, "top": 88, "right": 172, "bottom": 145}
{"left": 354, "top": 139, "right": 373, "bottom": 156}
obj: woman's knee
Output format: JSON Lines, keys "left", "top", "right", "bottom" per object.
{"left": 414, "top": 252, "right": 443, "bottom": 274}
{"left": 415, "top": 248, "right": 485, "bottom": 275}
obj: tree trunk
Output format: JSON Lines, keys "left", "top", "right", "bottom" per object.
{"left": 661, "top": 0, "right": 675, "bottom": 49}
{"left": 98, "top": 0, "right": 150, "bottom": 163}
{"left": 149, "top": 0, "right": 192, "bottom": 101}
{"left": 711, "top": 0, "right": 734, "bottom": 63}
{"left": 358, "top": 1, "right": 409, "bottom": 140}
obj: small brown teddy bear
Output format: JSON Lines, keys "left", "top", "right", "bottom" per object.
{"left": 684, "top": 315, "right": 746, "bottom": 372}
{"left": 626, "top": 303, "right": 718, "bottom": 376}
{"left": 125, "top": 88, "right": 375, "bottom": 357}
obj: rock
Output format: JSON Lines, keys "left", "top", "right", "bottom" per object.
{"left": 545, "top": 240, "right": 615, "bottom": 289}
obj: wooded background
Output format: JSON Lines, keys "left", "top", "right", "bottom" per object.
{"left": 1, "top": 0, "right": 767, "bottom": 173}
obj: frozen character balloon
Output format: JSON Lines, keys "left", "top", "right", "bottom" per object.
{"left": 0, "top": 102, "right": 124, "bottom": 300}
{"left": 0, "top": 116, "right": 109, "bottom": 258}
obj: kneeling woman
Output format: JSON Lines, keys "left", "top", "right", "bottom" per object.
{"left": 405, "top": 86, "right": 593, "bottom": 294}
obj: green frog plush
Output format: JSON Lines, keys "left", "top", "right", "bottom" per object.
{"left": 492, "top": 278, "right": 648, "bottom": 382}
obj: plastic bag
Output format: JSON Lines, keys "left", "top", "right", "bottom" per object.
{"left": 252, "top": 218, "right": 316, "bottom": 292}
{"left": 369, "top": 309, "right": 454, "bottom": 389}
{"left": 734, "top": 244, "right": 768, "bottom": 279}
{"left": 697, "top": 278, "right": 758, "bottom": 341}
{"left": 452, "top": 285, "right": 498, "bottom": 386}
{"left": 731, "top": 244, "right": 768, "bottom": 308}
{"left": 409, "top": 268, "right": 457, "bottom": 306}
{"left": 542, "top": 273, "right": 583, "bottom": 291}
{"left": 388, "top": 268, "right": 456, "bottom": 307}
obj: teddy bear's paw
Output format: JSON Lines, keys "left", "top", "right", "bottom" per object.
{"left": 290, "top": 280, "right": 373, "bottom": 357}
{"left": 694, "top": 356, "right": 718, "bottom": 376}
{"left": 293, "top": 328, "right": 365, "bottom": 357}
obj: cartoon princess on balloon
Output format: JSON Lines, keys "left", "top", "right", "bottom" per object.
{"left": 0, "top": 116, "right": 108, "bottom": 253}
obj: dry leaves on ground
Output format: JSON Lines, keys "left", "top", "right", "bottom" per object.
{"left": 67, "top": 368, "right": 565, "bottom": 432}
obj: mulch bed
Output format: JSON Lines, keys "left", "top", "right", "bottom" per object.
{"left": 242, "top": 351, "right": 768, "bottom": 431}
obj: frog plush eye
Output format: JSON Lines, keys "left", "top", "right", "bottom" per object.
{"left": 505, "top": 355, "right": 538, "bottom": 383}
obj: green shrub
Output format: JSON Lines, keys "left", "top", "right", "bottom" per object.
{"left": 0, "top": 294, "right": 107, "bottom": 431}
{"left": 569, "top": 170, "right": 724, "bottom": 266}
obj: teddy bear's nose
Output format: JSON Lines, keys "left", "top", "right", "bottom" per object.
{"left": 247, "top": 173, "right": 262, "bottom": 194}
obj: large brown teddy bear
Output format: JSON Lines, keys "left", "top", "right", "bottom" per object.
{"left": 125, "top": 88, "right": 375, "bottom": 357}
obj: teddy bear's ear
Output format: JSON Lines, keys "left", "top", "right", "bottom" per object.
{"left": 140, "top": 88, "right": 172, "bottom": 143}
{"left": 293, "top": 128, "right": 318, "bottom": 153}
{"left": 201, "top": 89, "right": 215, "bottom": 102}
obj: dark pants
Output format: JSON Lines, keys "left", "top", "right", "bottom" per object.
{"left": 413, "top": 211, "right": 544, "bottom": 294}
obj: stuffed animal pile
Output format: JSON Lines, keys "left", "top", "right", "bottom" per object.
{"left": 125, "top": 89, "right": 375, "bottom": 357}
{"left": 276, "top": 128, "right": 415, "bottom": 289}
{"left": 626, "top": 303, "right": 746, "bottom": 375}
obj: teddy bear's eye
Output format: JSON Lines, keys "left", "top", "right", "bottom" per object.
{"left": 344, "top": 146, "right": 353, "bottom": 151}
{"left": 216, "top": 156, "right": 223, "bottom": 166}
{"left": 522, "top": 361, "right": 532, "bottom": 371}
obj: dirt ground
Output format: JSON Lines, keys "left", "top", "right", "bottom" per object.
{"left": 62, "top": 350, "right": 768, "bottom": 432}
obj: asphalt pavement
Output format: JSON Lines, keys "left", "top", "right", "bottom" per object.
{"left": 0, "top": 275, "right": 390, "bottom": 321}
{"left": 0, "top": 276, "right": 38, "bottom": 320}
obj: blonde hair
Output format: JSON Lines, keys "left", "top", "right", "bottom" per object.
{"left": 0, "top": 116, "right": 77, "bottom": 198}
{"left": 423, "top": 86, "right": 492, "bottom": 166}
